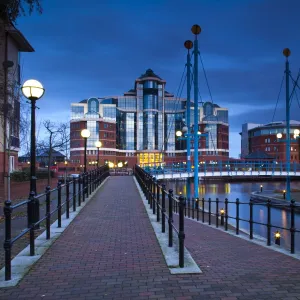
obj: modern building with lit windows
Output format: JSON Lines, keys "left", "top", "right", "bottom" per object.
{"left": 70, "top": 69, "right": 229, "bottom": 168}
{"left": 240, "top": 121, "right": 300, "bottom": 162}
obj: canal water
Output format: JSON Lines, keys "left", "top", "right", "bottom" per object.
{"left": 163, "top": 180, "right": 300, "bottom": 252}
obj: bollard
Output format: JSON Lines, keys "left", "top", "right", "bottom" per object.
{"left": 162, "top": 184, "right": 166, "bottom": 233}
{"left": 283, "top": 190, "right": 286, "bottom": 199}
{"left": 57, "top": 181, "right": 62, "bottom": 228}
{"left": 168, "top": 189, "right": 173, "bottom": 247}
{"left": 267, "top": 199, "right": 271, "bottom": 246}
{"left": 4, "top": 200, "right": 12, "bottom": 281}
{"left": 260, "top": 185, "right": 263, "bottom": 193}
{"left": 78, "top": 175, "right": 82, "bottom": 206}
{"left": 195, "top": 198, "right": 199, "bottom": 221}
{"left": 178, "top": 195, "right": 185, "bottom": 268}
{"left": 275, "top": 231, "right": 281, "bottom": 246}
{"left": 220, "top": 208, "right": 225, "bottom": 226}
{"left": 45, "top": 186, "right": 51, "bottom": 240}
{"left": 192, "top": 198, "right": 195, "bottom": 219}
{"left": 73, "top": 178, "right": 76, "bottom": 212}
{"left": 66, "top": 179, "right": 70, "bottom": 219}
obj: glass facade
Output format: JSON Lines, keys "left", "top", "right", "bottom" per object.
{"left": 103, "top": 107, "right": 116, "bottom": 120}
{"left": 87, "top": 120, "right": 99, "bottom": 147}
{"left": 71, "top": 106, "right": 84, "bottom": 119}
{"left": 116, "top": 110, "right": 136, "bottom": 150}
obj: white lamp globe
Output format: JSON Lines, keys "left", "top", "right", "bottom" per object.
{"left": 95, "top": 141, "right": 102, "bottom": 148}
{"left": 277, "top": 133, "right": 282, "bottom": 139}
{"left": 294, "top": 129, "right": 300, "bottom": 136}
{"left": 21, "top": 79, "right": 45, "bottom": 100}
{"left": 176, "top": 131, "right": 182, "bottom": 137}
{"left": 81, "top": 129, "right": 91, "bottom": 138}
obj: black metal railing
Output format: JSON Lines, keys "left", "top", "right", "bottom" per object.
{"left": 134, "top": 165, "right": 186, "bottom": 268}
{"left": 172, "top": 195, "right": 300, "bottom": 254}
{"left": 3, "top": 165, "right": 109, "bottom": 281}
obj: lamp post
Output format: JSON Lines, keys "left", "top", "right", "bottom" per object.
{"left": 95, "top": 141, "right": 102, "bottom": 167}
{"left": 64, "top": 160, "right": 68, "bottom": 183}
{"left": 21, "top": 79, "right": 45, "bottom": 195}
{"left": 81, "top": 129, "right": 90, "bottom": 173}
{"left": 192, "top": 24, "right": 201, "bottom": 200}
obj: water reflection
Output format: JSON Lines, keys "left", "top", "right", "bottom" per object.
{"left": 163, "top": 179, "right": 300, "bottom": 252}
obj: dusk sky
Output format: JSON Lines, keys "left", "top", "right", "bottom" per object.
{"left": 16, "top": 0, "right": 300, "bottom": 158}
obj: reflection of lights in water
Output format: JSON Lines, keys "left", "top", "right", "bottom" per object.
{"left": 211, "top": 184, "right": 217, "bottom": 194}
{"left": 281, "top": 210, "right": 287, "bottom": 228}
{"left": 183, "top": 185, "right": 187, "bottom": 194}
{"left": 225, "top": 183, "right": 231, "bottom": 194}
{"left": 199, "top": 185, "right": 205, "bottom": 195}
{"left": 259, "top": 209, "right": 264, "bottom": 221}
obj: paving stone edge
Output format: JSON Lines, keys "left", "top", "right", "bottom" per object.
{"left": 133, "top": 176, "right": 202, "bottom": 274}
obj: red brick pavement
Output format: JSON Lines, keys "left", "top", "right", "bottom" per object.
{"left": 0, "top": 176, "right": 300, "bottom": 299}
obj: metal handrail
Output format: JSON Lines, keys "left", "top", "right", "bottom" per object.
{"left": 134, "top": 165, "right": 186, "bottom": 268}
{"left": 3, "top": 166, "right": 109, "bottom": 281}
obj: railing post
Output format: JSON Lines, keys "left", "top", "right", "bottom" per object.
{"left": 187, "top": 198, "right": 190, "bottom": 218}
{"left": 82, "top": 173, "right": 86, "bottom": 202}
{"left": 208, "top": 198, "right": 211, "bottom": 225}
{"left": 225, "top": 198, "right": 228, "bottom": 231}
{"left": 57, "top": 181, "right": 62, "bottom": 228}
{"left": 4, "top": 200, "right": 12, "bottom": 281}
{"left": 249, "top": 200, "right": 253, "bottom": 239}
{"left": 236, "top": 198, "right": 240, "bottom": 235}
{"left": 202, "top": 197, "right": 205, "bottom": 223}
{"left": 85, "top": 172, "right": 89, "bottom": 198}
{"left": 33, "top": 191, "right": 40, "bottom": 230}
{"left": 89, "top": 172, "right": 92, "bottom": 195}
{"left": 192, "top": 198, "right": 195, "bottom": 219}
{"left": 178, "top": 195, "right": 185, "bottom": 268}
{"left": 290, "top": 199, "right": 295, "bottom": 254}
{"left": 45, "top": 186, "right": 51, "bottom": 240}
{"left": 168, "top": 189, "right": 173, "bottom": 247}
{"left": 66, "top": 178, "right": 70, "bottom": 219}
{"left": 73, "top": 177, "right": 76, "bottom": 212}
{"left": 157, "top": 183, "right": 160, "bottom": 222}
{"left": 78, "top": 175, "right": 81, "bottom": 206}
{"left": 30, "top": 193, "right": 35, "bottom": 256}
{"left": 149, "top": 177, "right": 152, "bottom": 208}
{"left": 162, "top": 184, "right": 166, "bottom": 233}
{"left": 195, "top": 198, "right": 199, "bottom": 221}
{"left": 152, "top": 177, "right": 156, "bottom": 215}
{"left": 267, "top": 199, "right": 271, "bottom": 246}
{"left": 216, "top": 198, "right": 219, "bottom": 228}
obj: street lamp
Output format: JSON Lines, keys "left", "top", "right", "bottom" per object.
{"left": 81, "top": 129, "right": 90, "bottom": 172}
{"left": 21, "top": 79, "right": 45, "bottom": 196}
{"left": 95, "top": 140, "right": 102, "bottom": 167}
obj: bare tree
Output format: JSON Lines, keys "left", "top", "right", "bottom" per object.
{"left": 0, "top": 0, "right": 42, "bottom": 24}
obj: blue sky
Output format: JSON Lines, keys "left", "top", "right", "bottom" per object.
{"left": 16, "top": 0, "right": 300, "bottom": 157}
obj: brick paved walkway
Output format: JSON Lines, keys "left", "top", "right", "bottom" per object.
{"left": 0, "top": 176, "right": 300, "bottom": 299}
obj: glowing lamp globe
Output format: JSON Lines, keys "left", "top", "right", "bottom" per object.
{"left": 176, "top": 131, "right": 182, "bottom": 137}
{"left": 276, "top": 133, "right": 282, "bottom": 139}
{"left": 95, "top": 141, "right": 102, "bottom": 148}
{"left": 21, "top": 79, "right": 45, "bottom": 100}
{"left": 81, "top": 129, "right": 91, "bottom": 138}
{"left": 294, "top": 129, "right": 300, "bottom": 136}
{"left": 117, "top": 162, "right": 123, "bottom": 168}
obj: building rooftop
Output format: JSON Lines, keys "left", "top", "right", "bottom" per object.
{"left": 138, "top": 69, "right": 162, "bottom": 80}
{"left": 244, "top": 150, "right": 275, "bottom": 160}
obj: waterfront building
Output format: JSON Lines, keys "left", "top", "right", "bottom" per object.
{"left": 70, "top": 69, "right": 229, "bottom": 167}
{"left": 240, "top": 121, "right": 300, "bottom": 162}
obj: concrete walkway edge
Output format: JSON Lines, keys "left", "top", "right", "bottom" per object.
{"left": 133, "top": 176, "right": 202, "bottom": 274}
{"left": 0, "top": 177, "right": 110, "bottom": 288}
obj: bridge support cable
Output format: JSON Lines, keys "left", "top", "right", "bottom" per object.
{"left": 271, "top": 74, "right": 284, "bottom": 123}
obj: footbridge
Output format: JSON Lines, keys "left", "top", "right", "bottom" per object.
{"left": 142, "top": 161, "right": 300, "bottom": 180}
